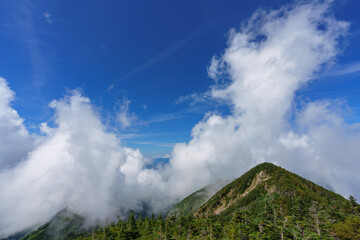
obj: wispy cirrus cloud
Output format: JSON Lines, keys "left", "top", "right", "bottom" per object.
{"left": 1, "top": 1, "right": 54, "bottom": 87}
{"left": 116, "top": 97, "right": 137, "bottom": 129}
{"left": 117, "top": 132, "right": 175, "bottom": 141}
{"left": 142, "top": 112, "right": 184, "bottom": 125}
{"left": 125, "top": 141, "right": 176, "bottom": 148}
{"left": 327, "top": 61, "right": 360, "bottom": 76}
{"left": 174, "top": 91, "right": 212, "bottom": 106}
{"left": 140, "top": 104, "right": 211, "bottom": 126}
{"left": 115, "top": 24, "right": 214, "bottom": 83}
{"left": 44, "top": 12, "right": 52, "bottom": 24}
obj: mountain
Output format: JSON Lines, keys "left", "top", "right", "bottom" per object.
{"left": 195, "top": 162, "right": 347, "bottom": 219}
{"left": 19, "top": 209, "right": 87, "bottom": 240}
{"left": 10, "top": 203, "right": 158, "bottom": 240}
{"left": 79, "top": 162, "right": 359, "bottom": 239}
{"left": 11, "top": 162, "right": 360, "bottom": 239}
{"left": 171, "top": 179, "right": 229, "bottom": 217}
{"left": 1, "top": 230, "right": 32, "bottom": 240}
{"left": 182, "top": 162, "right": 359, "bottom": 238}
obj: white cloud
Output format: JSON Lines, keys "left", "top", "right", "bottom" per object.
{"left": 174, "top": 91, "right": 212, "bottom": 106}
{"left": 0, "top": 88, "right": 164, "bottom": 237}
{"left": 116, "top": 98, "right": 137, "bottom": 129}
{"left": 107, "top": 84, "right": 114, "bottom": 92}
{"left": 44, "top": 12, "right": 52, "bottom": 24}
{"left": 4, "top": 2, "right": 51, "bottom": 86}
{"left": 116, "top": 24, "right": 212, "bottom": 83}
{"left": 207, "top": 56, "right": 227, "bottom": 82}
{"left": 327, "top": 61, "right": 360, "bottom": 76}
{"left": 165, "top": 1, "right": 359, "bottom": 202}
{"left": 0, "top": 77, "right": 36, "bottom": 169}
{"left": 141, "top": 104, "right": 148, "bottom": 110}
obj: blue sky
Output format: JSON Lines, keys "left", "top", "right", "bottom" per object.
{"left": 1, "top": 0, "right": 360, "bottom": 157}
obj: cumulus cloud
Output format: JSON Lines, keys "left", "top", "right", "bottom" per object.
{"left": 166, "top": 1, "right": 359, "bottom": 201}
{"left": 1, "top": 0, "right": 360, "bottom": 238}
{"left": 0, "top": 87, "right": 163, "bottom": 237}
{"left": 0, "top": 77, "right": 36, "bottom": 170}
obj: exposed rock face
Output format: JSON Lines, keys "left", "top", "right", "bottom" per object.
{"left": 213, "top": 171, "right": 270, "bottom": 215}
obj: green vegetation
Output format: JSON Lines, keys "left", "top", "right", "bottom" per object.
{"left": 196, "top": 162, "right": 345, "bottom": 220}
{"left": 20, "top": 209, "right": 87, "bottom": 240}
{"left": 77, "top": 163, "right": 360, "bottom": 239}
{"left": 172, "top": 180, "right": 228, "bottom": 217}
{"left": 18, "top": 163, "right": 360, "bottom": 239}
{"left": 1, "top": 229, "right": 32, "bottom": 240}
{"left": 172, "top": 187, "right": 210, "bottom": 217}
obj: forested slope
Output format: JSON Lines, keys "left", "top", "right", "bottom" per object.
{"left": 76, "top": 163, "right": 360, "bottom": 239}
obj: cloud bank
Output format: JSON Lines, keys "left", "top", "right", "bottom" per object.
{"left": 1, "top": 1, "right": 360, "bottom": 237}
{"left": 0, "top": 89, "right": 164, "bottom": 236}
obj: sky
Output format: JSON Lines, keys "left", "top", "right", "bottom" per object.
{"left": 1, "top": 0, "right": 358, "bottom": 157}
{"left": 1, "top": 0, "right": 360, "bottom": 237}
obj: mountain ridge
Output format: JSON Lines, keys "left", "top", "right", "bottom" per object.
{"left": 18, "top": 208, "right": 86, "bottom": 240}
{"left": 194, "top": 162, "right": 346, "bottom": 219}
{"left": 9, "top": 162, "right": 360, "bottom": 239}
{"left": 171, "top": 179, "right": 229, "bottom": 217}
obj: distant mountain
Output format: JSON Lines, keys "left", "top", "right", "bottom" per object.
{"left": 171, "top": 179, "right": 229, "bottom": 217}
{"left": 14, "top": 203, "right": 159, "bottom": 240}
{"left": 1, "top": 230, "right": 32, "bottom": 240}
{"left": 19, "top": 209, "right": 87, "bottom": 240}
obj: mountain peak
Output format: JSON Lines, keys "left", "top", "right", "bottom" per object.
{"left": 174, "top": 162, "right": 345, "bottom": 220}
